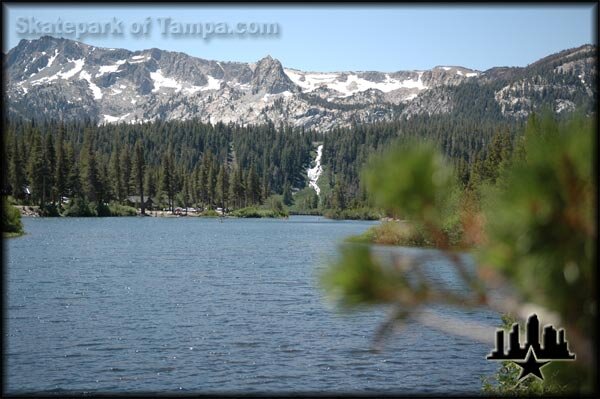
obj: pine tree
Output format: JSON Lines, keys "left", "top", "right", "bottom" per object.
{"left": 99, "top": 162, "right": 111, "bottom": 205}
{"left": 282, "top": 181, "right": 293, "bottom": 206}
{"left": 180, "top": 175, "right": 190, "bottom": 211}
{"left": 65, "top": 143, "right": 81, "bottom": 198}
{"left": 145, "top": 168, "right": 157, "bottom": 201}
{"left": 332, "top": 180, "right": 346, "bottom": 210}
{"left": 55, "top": 126, "right": 69, "bottom": 204}
{"left": 246, "top": 163, "right": 261, "bottom": 205}
{"left": 198, "top": 151, "right": 212, "bottom": 207}
{"left": 311, "top": 191, "right": 319, "bottom": 209}
{"left": 468, "top": 152, "right": 485, "bottom": 189}
{"left": 109, "top": 134, "right": 124, "bottom": 202}
{"left": 207, "top": 161, "right": 216, "bottom": 208}
{"left": 44, "top": 132, "right": 56, "bottom": 204}
{"left": 10, "top": 134, "right": 27, "bottom": 201}
{"left": 80, "top": 130, "right": 101, "bottom": 203}
{"left": 160, "top": 152, "right": 174, "bottom": 211}
{"left": 1, "top": 130, "right": 11, "bottom": 196}
{"left": 261, "top": 169, "right": 271, "bottom": 201}
{"left": 120, "top": 146, "right": 132, "bottom": 198}
{"left": 483, "top": 130, "right": 511, "bottom": 184}
{"left": 131, "top": 139, "right": 146, "bottom": 215}
{"left": 191, "top": 164, "right": 200, "bottom": 206}
{"left": 27, "top": 130, "right": 48, "bottom": 207}
{"left": 228, "top": 164, "right": 244, "bottom": 209}
{"left": 215, "top": 163, "right": 229, "bottom": 211}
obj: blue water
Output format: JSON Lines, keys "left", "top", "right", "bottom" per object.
{"left": 4, "top": 216, "right": 500, "bottom": 394}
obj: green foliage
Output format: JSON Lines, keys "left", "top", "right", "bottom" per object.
{"left": 321, "top": 114, "right": 520, "bottom": 209}
{"left": 95, "top": 202, "right": 111, "bottom": 217}
{"left": 9, "top": 134, "right": 27, "bottom": 201}
{"left": 40, "top": 203, "right": 60, "bottom": 217}
{"left": 107, "top": 202, "right": 137, "bottom": 216}
{"left": 347, "top": 221, "right": 431, "bottom": 247}
{"left": 131, "top": 139, "right": 147, "bottom": 214}
{"left": 364, "top": 141, "right": 457, "bottom": 223}
{"left": 160, "top": 149, "right": 175, "bottom": 211}
{"left": 322, "top": 245, "right": 413, "bottom": 308}
{"left": 282, "top": 181, "right": 293, "bottom": 206}
{"left": 80, "top": 129, "right": 103, "bottom": 203}
{"left": 61, "top": 197, "right": 95, "bottom": 217}
{"left": 321, "top": 112, "right": 596, "bottom": 393}
{"left": 478, "top": 113, "right": 596, "bottom": 341}
{"left": 230, "top": 206, "right": 288, "bottom": 218}
{"left": 311, "top": 191, "right": 319, "bottom": 209}
{"left": 27, "top": 129, "right": 50, "bottom": 207}
{"left": 215, "top": 163, "right": 229, "bottom": 210}
{"left": 2, "top": 198, "right": 24, "bottom": 236}
{"left": 5, "top": 118, "right": 317, "bottom": 216}
{"left": 331, "top": 180, "right": 346, "bottom": 211}
{"left": 287, "top": 187, "right": 321, "bottom": 215}
{"left": 267, "top": 196, "right": 285, "bottom": 214}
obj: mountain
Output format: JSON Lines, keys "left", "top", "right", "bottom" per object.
{"left": 3, "top": 36, "right": 597, "bottom": 130}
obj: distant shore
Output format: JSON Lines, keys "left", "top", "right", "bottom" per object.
{"left": 14, "top": 205, "right": 41, "bottom": 217}
{"left": 15, "top": 205, "right": 384, "bottom": 221}
{"left": 14, "top": 205, "right": 195, "bottom": 218}
{"left": 14, "top": 206, "right": 288, "bottom": 219}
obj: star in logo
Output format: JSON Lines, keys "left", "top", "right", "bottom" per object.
{"left": 487, "top": 314, "right": 575, "bottom": 385}
{"left": 514, "top": 346, "right": 550, "bottom": 381}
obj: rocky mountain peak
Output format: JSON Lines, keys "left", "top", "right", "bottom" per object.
{"left": 3, "top": 37, "right": 597, "bottom": 130}
{"left": 251, "top": 55, "right": 298, "bottom": 94}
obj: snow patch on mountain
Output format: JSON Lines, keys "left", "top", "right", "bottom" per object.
{"left": 401, "top": 72, "right": 426, "bottom": 90}
{"left": 284, "top": 69, "right": 427, "bottom": 97}
{"left": 151, "top": 69, "right": 183, "bottom": 92}
{"left": 6, "top": 37, "right": 594, "bottom": 129}
{"left": 60, "top": 58, "right": 85, "bottom": 79}
{"left": 29, "top": 58, "right": 85, "bottom": 85}
{"left": 181, "top": 75, "right": 222, "bottom": 94}
{"left": 102, "top": 113, "right": 131, "bottom": 124}
{"left": 46, "top": 49, "right": 59, "bottom": 68}
{"left": 202, "top": 75, "right": 222, "bottom": 91}
{"left": 129, "top": 59, "right": 148, "bottom": 64}
{"left": 79, "top": 70, "right": 103, "bottom": 100}
{"left": 96, "top": 60, "right": 126, "bottom": 77}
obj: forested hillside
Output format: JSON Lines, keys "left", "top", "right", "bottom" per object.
{"left": 2, "top": 118, "right": 317, "bottom": 215}
{"left": 3, "top": 106, "right": 532, "bottom": 218}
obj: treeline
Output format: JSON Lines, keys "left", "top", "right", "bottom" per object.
{"left": 324, "top": 111, "right": 597, "bottom": 393}
{"left": 2, "top": 107, "right": 584, "bottom": 218}
{"left": 2, "top": 118, "right": 317, "bottom": 215}
{"left": 318, "top": 113, "right": 522, "bottom": 212}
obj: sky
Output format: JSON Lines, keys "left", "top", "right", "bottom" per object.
{"left": 3, "top": 4, "right": 597, "bottom": 72}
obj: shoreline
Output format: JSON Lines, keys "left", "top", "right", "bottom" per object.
{"left": 14, "top": 205, "right": 382, "bottom": 221}
{"left": 16, "top": 211, "right": 383, "bottom": 221}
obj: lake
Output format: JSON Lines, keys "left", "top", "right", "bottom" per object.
{"left": 5, "top": 216, "right": 500, "bottom": 394}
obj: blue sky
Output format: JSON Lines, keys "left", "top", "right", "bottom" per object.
{"left": 3, "top": 4, "right": 597, "bottom": 72}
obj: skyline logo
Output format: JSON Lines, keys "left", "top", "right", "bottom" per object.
{"left": 487, "top": 314, "right": 576, "bottom": 382}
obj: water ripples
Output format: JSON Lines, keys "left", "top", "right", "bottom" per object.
{"left": 6, "top": 216, "right": 499, "bottom": 394}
